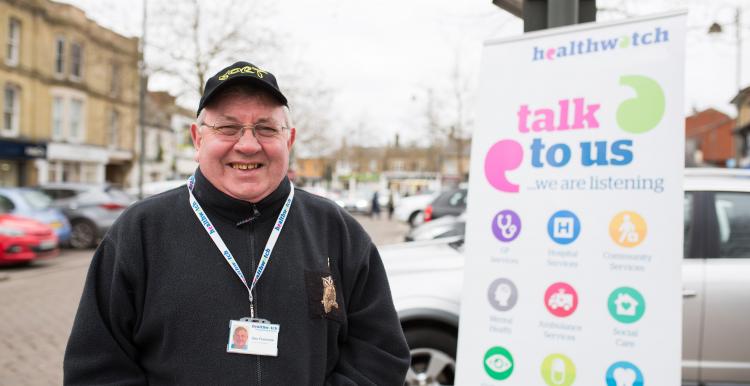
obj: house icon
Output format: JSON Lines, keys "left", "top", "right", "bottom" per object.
{"left": 614, "top": 293, "right": 639, "bottom": 316}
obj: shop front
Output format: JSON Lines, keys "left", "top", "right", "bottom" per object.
{"left": 0, "top": 139, "right": 47, "bottom": 186}
{"left": 40, "top": 142, "right": 108, "bottom": 185}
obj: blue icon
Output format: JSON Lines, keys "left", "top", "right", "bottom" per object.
{"left": 547, "top": 210, "right": 580, "bottom": 245}
{"left": 606, "top": 361, "right": 643, "bottom": 386}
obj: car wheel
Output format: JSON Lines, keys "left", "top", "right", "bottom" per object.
{"left": 70, "top": 220, "right": 97, "bottom": 249}
{"left": 404, "top": 327, "right": 457, "bottom": 386}
{"left": 409, "top": 211, "right": 425, "bottom": 227}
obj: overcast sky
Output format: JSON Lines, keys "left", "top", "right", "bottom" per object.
{"left": 60, "top": 0, "right": 749, "bottom": 146}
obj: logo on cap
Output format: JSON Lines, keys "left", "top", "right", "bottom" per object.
{"left": 218, "top": 65, "right": 268, "bottom": 81}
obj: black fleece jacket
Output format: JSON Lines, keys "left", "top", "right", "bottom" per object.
{"left": 64, "top": 169, "right": 410, "bottom": 385}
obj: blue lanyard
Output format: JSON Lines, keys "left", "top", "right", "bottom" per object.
{"left": 187, "top": 176, "right": 294, "bottom": 318}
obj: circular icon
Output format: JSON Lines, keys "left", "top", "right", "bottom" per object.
{"left": 606, "top": 361, "right": 644, "bottom": 386}
{"left": 484, "top": 346, "right": 514, "bottom": 380}
{"left": 545, "top": 282, "right": 578, "bottom": 318}
{"left": 541, "top": 353, "right": 576, "bottom": 386}
{"left": 547, "top": 210, "right": 581, "bottom": 245}
{"left": 609, "top": 211, "right": 647, "bottom": 248}
{"left": 492, "top": 210, "right": 522, "bottom": 242}
{"left": 608, "top": 287, "right": 646, "bottom": 324}
{"left": 487, "top": 278, "right": 518, "bottom": 312}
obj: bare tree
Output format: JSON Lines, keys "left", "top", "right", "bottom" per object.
{"left": 414, "top": 54, "right": 475, "bottom": 180}
{"left": 146, "top": 0, "right": 280, "bottom": 101}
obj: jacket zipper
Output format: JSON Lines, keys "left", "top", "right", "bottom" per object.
{"left": 247, "top": 206, "right": 262, "bottom": 386}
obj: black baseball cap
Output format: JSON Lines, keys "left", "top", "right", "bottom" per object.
{"left": 197, "top": 61, "right": 288, "bottom": 116}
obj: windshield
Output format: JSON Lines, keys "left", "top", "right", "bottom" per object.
{"left": 21, "top": 190, "right": 53, "bottom": 210}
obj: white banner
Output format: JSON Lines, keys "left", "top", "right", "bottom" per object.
{"left": 456, "top": 12, "right": 686, "bottom": 386}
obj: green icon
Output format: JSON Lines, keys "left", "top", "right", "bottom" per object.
{"left": 541, "top": 353, "right": 576, "bottom": 386}
{"left": 608, "top": 287, "right": 646, "bottom": 324}
{"left": 484, "top": 346, "right": 514, "bottom": 380}
{"left": 616, "top": 75, "right": 665, "bottom": 134}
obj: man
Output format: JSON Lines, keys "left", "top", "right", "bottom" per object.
{"left": 64, "top": 61, "right": 411, "bottom": 385}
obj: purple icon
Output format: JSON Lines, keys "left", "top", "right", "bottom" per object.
{"left": 492, "top": 210, "right": 521, "bottom": 242}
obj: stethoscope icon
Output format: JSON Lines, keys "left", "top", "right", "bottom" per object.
{"left": 497, "top": 213, "right": 518, "bottom": 239}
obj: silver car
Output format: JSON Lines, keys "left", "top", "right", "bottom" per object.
{"left": 38, "top": 183, "right": 134, "bottom": 249}
{"left": 382, "top": 169, "right": 750, "bottom": 386}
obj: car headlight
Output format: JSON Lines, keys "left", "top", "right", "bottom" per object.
{"left": 0, "top": 226, "right": 25, "bottom": 236}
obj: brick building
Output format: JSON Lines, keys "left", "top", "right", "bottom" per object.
{"left": 0, "top": 0, "right": 139, "bottom": 186}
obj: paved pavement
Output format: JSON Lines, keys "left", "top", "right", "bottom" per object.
{"left": 0, "top": 249, "right": 93, "bottom": 386}
{"left": 0, "top": 214, "right": 409, "bottom": 385}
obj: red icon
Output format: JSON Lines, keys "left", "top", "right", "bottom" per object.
{"left": 544, "top": 282, "right": 578, "bottom": 317}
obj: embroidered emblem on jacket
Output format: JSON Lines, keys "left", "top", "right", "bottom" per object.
{"left": 321, "top": 276, "right": 339, "bottom": 314}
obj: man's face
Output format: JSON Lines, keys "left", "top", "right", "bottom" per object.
{"left": 191, "top": 93, "right": 295, "bottom": 202}
{"left": 233, "top": 328, "right": 248, "bottom": 347}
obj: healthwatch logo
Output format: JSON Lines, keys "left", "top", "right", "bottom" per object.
{"left": 484, "top": 75, "right": 665, "bottom": 193}
{"left": 532, "top": 27, "right": 669, "bottom": 61}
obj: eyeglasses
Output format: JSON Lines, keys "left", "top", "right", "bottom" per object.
{"left": 201, "top": 121, "right": 287, "bottom": 142}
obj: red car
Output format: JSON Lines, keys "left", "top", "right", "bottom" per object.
{"left": 0, "top": 214, "right": 59, "bottom": 265}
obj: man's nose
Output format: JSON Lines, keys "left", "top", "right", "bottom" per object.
{"left": 234, "top": 127, "right": 262, "bottom": 151}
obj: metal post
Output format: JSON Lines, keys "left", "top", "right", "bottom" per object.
{"left": 520, "top": 0, "right": 596, "bottom": 33}
{"left": 137, "top": 0, "right": 147, "bottom": 200}
{"left": 548, "top": 0, "right": 579, "bottom": 29}
{"left": 736, "top": 7, "right": 742, "bottom": 91}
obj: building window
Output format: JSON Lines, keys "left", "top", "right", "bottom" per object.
{"left": 6, "top": 18, "right": 20, "bottom": 66}
{"left": 70, "top": 42, "right": 83, "bottom": 79}
{"left": 2, "top": 84, "right": 20, "bottom": 137}
{"left": 110, "top": 62, "right": 120, "bottom": 96}
{"left": 69, "top": 98, "right": 83, "bottom": 140}
{"left": 50, "top": 92, "right": 87, "bottom": 143}
{"left": 51, "top": 96, "right": 64, "bottom": 139}
{"left": 54, "top": 37, "right": 65, "bottom": 76}
{"left": 109, "top": 109, "right": 119, "bottom": 148}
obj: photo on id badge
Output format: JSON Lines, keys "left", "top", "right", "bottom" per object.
{"left": 227, "top": 320, "right": 251, "bottom": 354}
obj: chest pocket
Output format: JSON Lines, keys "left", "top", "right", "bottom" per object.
{"left": 305, "top": 269, "right": 344, "bottom": 323}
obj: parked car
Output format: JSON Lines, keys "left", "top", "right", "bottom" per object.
{"left": 423, "top": 187, "right": 467, "bottom": 223}
{"left": 0, "top": 187, "right": 71, "bottom": 244}
{"left": 383, "top": 169, "right": 750, "bottom": 386}
{"left": 335, "top": 189, "right": 393, "bottom": 215}
{"left": 394, "top": 192, "right": 439, "bottom": 227}
{"left": 0, "top": 213, "right": 59, "bottom": 265}
{"left": 132, "top": 179, "right": 186, "bottom": 198}
{"left": 38, "top": 183, "right": 134, "bottom": 249}
{"left": 405, "top": 213, "right": 465, "bottom": 242}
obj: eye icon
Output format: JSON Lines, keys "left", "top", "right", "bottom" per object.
{"left": 486, "top": 354, "right": 513, "bottom": 373}
{"left": 483, "top": 346, "right": 515, "bottom": 380}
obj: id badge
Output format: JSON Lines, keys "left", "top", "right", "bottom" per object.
{"left": 227, "top": 318, "right": 280, "bottom": 356}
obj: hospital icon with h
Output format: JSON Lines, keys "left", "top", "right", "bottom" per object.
{"left": 547, "top": 210, "right": 581, "bottom": 245}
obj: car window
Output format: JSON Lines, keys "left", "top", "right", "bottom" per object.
{"left": 41, "top": 188, "right": 77, "bottom": 199}
{"left": 448, "top": 190, "right": 466, "bottom": 207}
{"left": 714, "top": 192, "right": 750, "bottom": 259}
{"left": 20, "top": 190, "right": 52, "bottom": 210}
{"left": 106, "top": 188, "right": 135, "bottom": 202}
{"left": 0, "top": 195, "right": 14, "bottom": 213}
{"left": 684, "top": 192, "right": 692, "bottom": 256}
{"left": 434, "top": 189, "right": 467, "bottom": 208}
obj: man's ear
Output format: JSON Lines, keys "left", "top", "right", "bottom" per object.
{"left": 190, "top": 123, "right": 202, "bottom": 162}
{"left": 287, "top": 127, "right": 296, "bottom": 150}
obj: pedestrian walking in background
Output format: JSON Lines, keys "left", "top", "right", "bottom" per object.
{"left": 371, "top": 191, "right": 381, "bottom": 219}
{"left": 387, "top": 191, "right": 395, "bottom": 220}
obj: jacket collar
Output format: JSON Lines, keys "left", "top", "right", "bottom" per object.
{"left": 192, "top": 168, "right": 291, "bottom": 226}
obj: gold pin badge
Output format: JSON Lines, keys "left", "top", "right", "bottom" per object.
{"left": 321, "top": 276, "right": 339, "bottom": 314}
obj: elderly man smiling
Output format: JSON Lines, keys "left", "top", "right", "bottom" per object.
{"left": 64, "top": 61, "right": 410, "bottom": 385}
